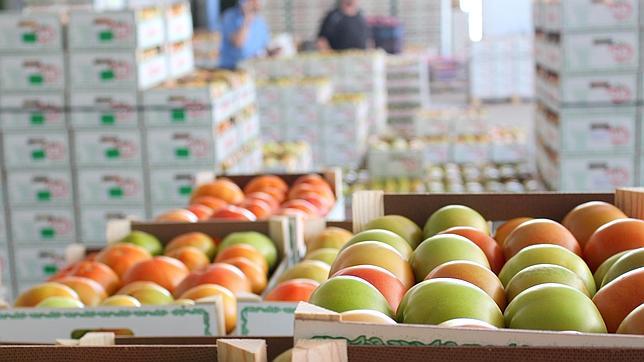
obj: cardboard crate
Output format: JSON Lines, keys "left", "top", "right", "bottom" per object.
{"left": 540, "top": 0, "right": 639, "bottom": 32}
{"left": 2, "top": 130, "right": 70, "bottom": 169}
{"left": 69, "top": 49, "right": 167, "bottom": 90}
{"left": 0, "top": 12, "right": 64, "bottom": 52}
{"left": 0, "top": 92, "right": 66, "bottom": 130}
{"left": 0, "top": 244, "right": 11, "bottom": 287}
{"left": 536, "top": 69, "right": 638, "bottom": 106}
{"left": 72, "top": 129, "right": 144, "bottom": 167}
{"left": 149, "top": 168, "right": 214, "bottom": 206}
{"left": 69, "top": 90, "right": 139, "bottom": 129}
{"left": 10, "top": 207, "right": 76, "bottom": 244}
{"left": 77, "top": 168, "right": 146, "bottom": 205}
{"left": 537, "top": 30, "right": 639, "bottom": 74}
{"left": 142, "top": 85, "right": 240, "bottom": 127}
{"left": 294, "top": 189, "right": 644, "bottom": 349}
{"left": 164, "top": 1, "right": 193, "bottom": 44}
{"left": 78, "top": 206, "right": 147, "bottom": 247}
{"left": 0, "top": 53, "right": 65, "bottom": 91}
{"left": 6, "top": 169, "right": 74, "bottom": 207}
{"left": 145, "top": 127, "right": 225, "bottom": 167}
{"left": 67, "top": 7, "right": 165, "bottom": 50}
{"left": 368, "top": 149, "right": 424, "bottom": 178}
{"left": 12, "top": 244, "right": 70, "bottom": 281}
{"left": 166, "top": 40, "right": 195, "bottom": 80}
{"left": 536, "top": 102, "right": 637, "bottom": 155}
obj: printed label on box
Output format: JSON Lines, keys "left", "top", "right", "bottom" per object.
{"left": 167, "top": 41, "right": 195, "bottom": 79}
{"left": 77, "top": 169, "right": 145, "bottom": 204}
{"left": 561, "top": 31, "right": 639, "bottom": 73}
{"left": 551, "top": 0, "right": 639, "bottom": 31}
{"left": 559, "top": 155, "right": 635, "bottom": 191}
{"left": 11, "top": 208, "right": 76, "bottom": 243}
{"left": 3, "top": 131, "right": 69, "bottom": 168}
{"left": 143, "top": 87, "right": 232, "bottom": 127}
{"left": 69, "top": 90, "right": 139, "bottom": 128}
{"left": 235, "top": 302, "right": 297, "bottom": 336}
{"left": 80, "top": 207, "right": 147, "bottom": 246}
{"left": 557, "top": 73, "right": 638, "bottom": 105}
{"left": 146, "top": 128, "right": 216, "bottom": 166}
{"left": 0, "top": 53, "right": 65, "bottom": 91}
{"left": 7, "top": 170, "right": 74, "bottom": 206}
{"left": 74, "top": 130, "right": 143, "bottom": 166}
{"left": 558, "top": 108, "right": 636, "bottom": 154}
{"left": 0, "top": 93, "right": 66, "bottom": 129}
{"left": 0, "top": 13, "right": 63, "bottom": 51}
{"left": 70, "top": 51, "right": 167, "bottom": 90}
{"left": 165, "top": 3, "right": 193, "bottom": 43}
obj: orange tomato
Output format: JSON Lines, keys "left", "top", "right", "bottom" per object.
{"left": 179, "top": 284, "right": 237, "bottom": 333}
{"left": 173, "top": 263, "right": 251, "bottom": 298}
{"left": 219, "top": 257, "right": 267, "bottom": 294}
{"left": 63, "top": 261, "right": 120, "bottom": 295}
{"left": 165, "top": 246, "right": 210, "bottom": 272}
{"left": 49, "top": 276, "right": 107, "bottom": 307}
{"left": 332, "top": 265, "right": 407, "bottom": 312}
{"left": 95, "top": 243, "right": 152, "bottom": 279}
{"left": 439, "top": 226, "right": 506, "bottom": 274}
{"left": 563, "top": 201, "right": 627, "bottom": 249}
{"left": 504, "top": 219, "right": 581, "bottom": 260}
{"left": 191, "top": 179, "right": 244, "bottom": 205}
{"left": 241, "top": 199, "right": 273, "bottom": 220}
{"left": 584, "top": 218, "right": 644, "bottom": 271}
{"left": 265, "top": 279, "right": 320, "bottom": 303}
{"left": 122, "top": 256, "right": 189, "bottom": 294}
{"left": 215, "top": 244, "right": 268, "bottom": 274}
{"left": 494, "top": 217, "right": 533, "bottom": 246}
{"left": 190, "top": 196, "right": 228, "bottom": 212}
{"left": 592, "top": 268, "right": 644, "bottom": 333}
{"left": 244, "top": 175, "right": 288, "bottom": 194}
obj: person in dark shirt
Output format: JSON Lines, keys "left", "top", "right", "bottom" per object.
{"left": 317, "top": 0, "right": 369, "bottom": 51}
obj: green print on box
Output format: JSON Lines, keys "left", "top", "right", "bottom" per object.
{"left": 99, "top": 31, "right": 114, "bottom": 41}
{"left": 179, "top": 185, "right": 193, "bottom": 195}
{"left": 31, "top": 112, "right": 45, "bottom": 125}
{"left": 22, "top": 32, "right": 37, "bottom": 43}
{"left": 101, "top": 70, "right": 115, "bottom": 80}
{"left": 105, "top": 148, "right": 120, "bottom": 159}
{"left": 109, "top": 187, "right": 124, "bottom": 198}
{"left": 40, "top": 227, "right": 55, "bottom": 239}
{"left": 101, "top": 114, "right": 116, "bottom": 125}
{"left": 176, "top": 148, "right": 190, "bottom": 158}
{"left": 238, "top": 305, "right": 296, "bottom": 336}
{"left": 311, "top": 335, "right": 527, "bottom": 348}
{"left": 32, "top": 149, "right": 46, "bottom": 160}
{"left": 29, "top": 74, "right": 43, "bottom": 85}
{"left": 37, "top": 190, "right": 51, "bottom": 201}
{"left": 172, "top": 108, "right": 186, "bottom": 122}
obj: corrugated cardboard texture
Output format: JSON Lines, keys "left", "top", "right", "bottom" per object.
{"left": 382, "top": 193, "right": 615, "bottom": 226}
{"left": 348, "top": 346, "right": 644, "bottom": 361}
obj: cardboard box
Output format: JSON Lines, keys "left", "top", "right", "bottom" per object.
{"left": 0, "top": 245, "right": 11, "bottom": 286}
{"left": 0, "top": 12, "right": 63, "bottom": 52}
{"left": 149, "top": 168, "right": 214, "bottom": 206}
{"left": 142, "top": 85, "right": 238, "bottom": 127}
{"left": 367, "top": 149, "right": 424, "bottom": 178}
{"left": 77, "top": 168, "right": 146, "bottom": 205}
{"left": 6, "top": 170, "right": 74, "bottom": 206}
{"left": 537, "top": 139, "right": 635, "bottom": 191}
{"left": 537, "top": 70, "right": 638, "bottom": 105}
{"left": 145, "top": 127, "right": 220, "bottom": 166}
{"left": 69, "top": 49, "right": 167, "bottom": 90}
{"left": 537, "top": 103, "right": 637, "bottom": 155}
{"left": 544, "top": 31, "right": 640, "bottom": 73}
{"left": 68, "top": 8, "right": 165, "bottom": 49}
{"left": 13, "top": 245, "right": 70, "bottom": 281}
{"left": 0, "top": 53, "right": 65, "bottom": 91}
{"left": 542, "top": 0, "right": 639, "bottom": 32}
{"left": 79, "top": 206, "right": 147, "bottom": 247}
{"left": 292, "top": 190, "right": 644, "bottom": 349}
{"left": 10, "top": 207, "right": 76, "bottom": 244}
{"left": 166, "top": 40, "right": 195, "bottom": 79}
{"left": 0, "top": 303, "right": 222, "bottom": 344}
{"left": 2, "top": 131, "right": 70, "bottom": 169}
{"left": 69, "top": 90, "right": 139, "bottom": 128}
{"left": 73, "top": 129, "right": 144, "bottom": 167}
{"left": 0, "top": 92, "right": 66, "bottom": 129}
{"left": 164, "top": 1, "right": 194, "bottom": 44}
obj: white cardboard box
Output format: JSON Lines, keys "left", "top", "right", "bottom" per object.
{"left": 165, "top": 1, "right": 194, "bottom": 44}
{"left": 69, "top": 49, "right": 167, "bottom": 90}
{"left": 14, "top": 245, "right": 70, "bottom": 281}
{"left": 77, "top": 168, "right": 146, "bottom": 205}
{"left": 166, "top": 40, "right": 195, "bottom": 79}
{"left": 538, "top": 104, "right": 637, "bottom": 155}
{"left": 0, "top": 12, "right": 64, "bottom": 52}
{"left": 552, "top": 31, "right": 640, "bottom": 73}
{"left": 7, "top": 170, "right": 74, "bottom": 206}
{"left": 542, "top": 0, "right": 639, "bottom": 32}
{"left": 10, "top": 208, "right": 76, "bottom": 244}
{"left": 145, "top": 128, "right": 220, "bottom": 166}
{"left": 368, "top": 149, "right": 424, "bottom": 178}
{"left": 68, "top": 8, "right": 165, "bottom": 50}
{"left": 538, "top": 71, "right": 638, "bottom": 105}
{"left": 79, "top": 206, "right": 147, "bottom": 246}
{"left": 0, "top": 53, "right": 66, "bottom": 91}
{"left": 0, "top": 245, "right": 11, "bottom": 286}
{"left": 0, "top": 92, "right": 66, "bottom": 129}
{"left": 149, "top": 168, "right": 212, "bottom": 205}
{"left": 142, "top": 85, "right": 238, "bottom": 127}
{"left": 3, "top": 131, "right": 70, "bottom": 169}
{"left": 73, "top": 129, "right": 144, "bottom": 167}
{"left": 69, "top": 90, "right": 139, "bottom": 128}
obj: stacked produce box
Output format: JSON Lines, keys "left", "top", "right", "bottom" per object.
{"left": 245, "top": 51, "right": 385, "bottom": 168}
{"left": 0, "top": 12, "right": 69, "bottom": 300}
{"left": 386, "top": 52, "right": 431, "bottom": 134}
{"left": 469, "top": 35, "right": 534, "bottom": 102}
{"left": 534, "top": 0, "right": 641, "bottom": 191}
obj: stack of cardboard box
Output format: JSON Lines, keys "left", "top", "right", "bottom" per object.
{"left": 534, "top": 0, "right": 641, "bottom": 191}
{"left": 386, "top": 53, "right": 431, "bottom": 133}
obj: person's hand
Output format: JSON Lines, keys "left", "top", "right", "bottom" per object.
{"left": 241, "top": 2, "right": 255, "bottom": 22}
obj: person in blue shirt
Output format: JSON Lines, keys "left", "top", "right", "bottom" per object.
{"left": 219, "top": 0, "right": 270, "bottom": 69}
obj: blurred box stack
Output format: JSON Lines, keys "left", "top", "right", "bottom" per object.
{"left": 386, "top": 53, "right": 431, "bottom": 134}
{"left": 142, "top": 68, "right": 261, "bottom": 216}
{"left": 394, "top": 0, "right": 444, "bottom": 49}
{"left": 470, "top": 35, "right": 534, "bottom": 102}
{"left": 262, "top": 141, "right": 314, "bottom": 173}
{"left": 0, "top": 11, "right": 72, "bottom": 293}
{"left": 534, "top": 0, "right": 641, "bottom": 191}
{"left": 163, "top": 0, "right": 195, "bottom": 80}
{"left": 67, "top": 3, "right": 169, "bottom": 248}
{"left": 0, "top": 173, "right": 10, "bottom": 301}
{"left": 193, "top": 30, "right": 220, "bottom": 69}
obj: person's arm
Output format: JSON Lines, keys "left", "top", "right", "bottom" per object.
{"left": 317, "top": 11, "right": 334, "bottom": 51}
{"left": 231, "top": 11, "right": 254, "bottom": 48}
